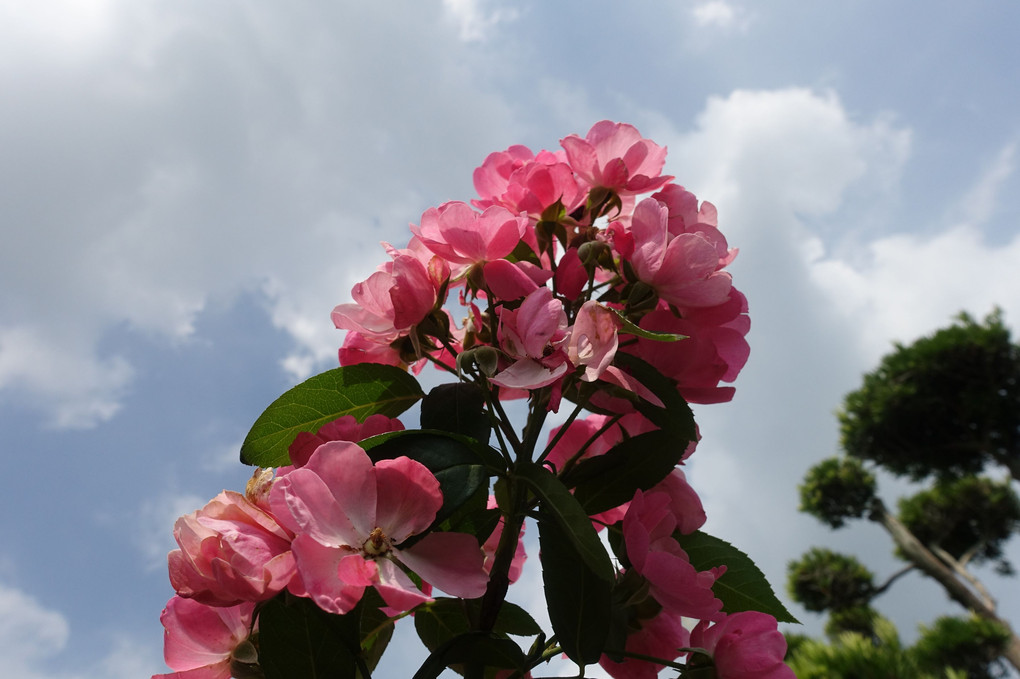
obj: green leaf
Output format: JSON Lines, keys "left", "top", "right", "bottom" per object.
{"left": 611, "top": 308, "right": 687, "bottom": 342}
{"left": 240, "top": 364, "right": 424, "bottom": 467}
{"left": 538, "top": 511, "right": 613, "bottom": 666}
{"left": 414, "top": 598, "right": 541, "bottom": 653}
{"left": 677, "top": 530, "right": 800, "bottom": 624}
{"left": 569, "top": 429, "right": 690, "bottom": 514}
{"left": 412, "top": 630, "right": 528, "bottom": 678}
{"left": 258, "top": 594, "right": 360, "bottom": 679}
{"left": 612, "top": 353, "right": 696, "bottom": 442}
{"left": 517, "top": 462, "right": 615, "bottom": 582}
{"left": 420, "top": 382, "right": 492, "bottom": 445}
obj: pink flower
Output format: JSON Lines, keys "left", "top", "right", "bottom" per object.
{"left": 600, "top": 609, "right": 689, "bottom": 679}
{"left": 623, "top": 490, "right": 724, "bottom": 620}
{"left": 337, "top": 330, "right": 404, "bottom": 368}
{"left": 270, "top": 441, "right": 488, "bottom": 614}
{"left": 652, "top": 183, "right": 737, "bottom": 268}
{"left": 331, "top": 241, "right": 449, "bottom": 344}
{"left": 560, "top": 121, "right": 672, "bottom": 195}
{"left": 153, "top": 596, "right": 254, "bottom": 679}
{"left": 689, "top": 612, "right": 795, "bottom": 679}
{"left": 491, "top": 287, "right": 570, "bottom": 390}
{"left": 630, "top": 288, "right": 750, "bottom": 404}
{"left": 567, "top": 301, "right": 620, "bottom": 382}
{"left": 412, "top": 201, "right": 528, "bottom": 273}
{"left": 289, "top": 414, "right": 405, "bottom": 468}
{"left": 167, "top": 491, "right": 295, "bottom": 607}
{"left": 626, "top": 197, "right": 733, "bottom": 309}
{"left": 473, "top": 145, "right": 582, "bottom": 216}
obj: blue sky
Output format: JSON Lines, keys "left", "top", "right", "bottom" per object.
{"left": 2, "top": 1, "right": 1019, "bottom": 676}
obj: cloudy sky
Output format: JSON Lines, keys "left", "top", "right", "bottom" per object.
{"left": 2, "top": 0, "right": 1019, "bottom": 676}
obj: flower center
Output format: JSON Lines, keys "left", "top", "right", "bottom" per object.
{"left": 362, "top": 527, "right": 392, "bottom": 557}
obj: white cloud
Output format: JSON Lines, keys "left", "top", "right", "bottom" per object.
{"left": 442, "top": 0, "right": 519, "bottom": 42}
{"left": 0, "top": 584, "right": 70, "bottom": 679}
{"left": 0, "top": 2, "right": 521, "bottom": 427}
{"left": 691, "top": 1, "right": 750, "bottom": 31}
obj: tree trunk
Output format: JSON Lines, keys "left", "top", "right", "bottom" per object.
{"left": 869, "top": 499, "right": 1020, "bottom": 673}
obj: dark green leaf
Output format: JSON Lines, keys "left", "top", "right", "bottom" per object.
{"left": 570, "top": 429, "right": 690, "bottom": 514}
{"left": 258, "top": 594, "right": 359, "bottom": 679}
{"left": 240, "top": 364, "right": 424, "bottom": 467}
{"left": 420, "top": 382, "right": 491, "bottom": 445}
{"left": 517, "top": 462, "right": 615, "bottom": 582}
{"left": 612, "top": 353, "right": 696, "bottom": 442}
{"left": 412, "top": 631, "right": 528, "bottom": 679}
{"left": 538, "top": 512, "right": 613, "bottom": 666}
{"left": 677, "top": 530, "right": 799, "bottom": 624}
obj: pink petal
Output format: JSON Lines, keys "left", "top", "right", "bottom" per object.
{"left": 290, "top": 536, "right": 366, "bottom": 615}
{"left": 373, "top": 456, "right": 442, "bottom": 542}
{"left": 490, "top": 358, "right": 568, "bottom": 390}
{"left": 398, "top": 531, "right": 489, "bottom": 599}
{"left": 373, "top": 558, "right": 432, "bottom": 613}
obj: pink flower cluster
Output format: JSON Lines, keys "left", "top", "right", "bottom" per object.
{"left": 156, "top": 416, "right": 493, "bottom": 678}
{"left": 332, "top": 120, "right": 750, "bottom": 405}
{"left": 154, "top": 121, "right": 792, "bottom": 679}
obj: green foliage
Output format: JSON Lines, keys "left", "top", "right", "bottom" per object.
{"left": 537, "top": 510, "right": 612, "bottom": 666}
{"left": 419, "top": 382, "right": 491, "bottom": 445}
{"left": 799, "top": 456, "right": 877, "bottom": 529}
{"left": 240, "top": 364, "right": 425, "bottom": 467}
{"left": 913, "top": 615, "right": 1012, "bottom": 679}
{"left": 839, "top": 310, "right": 1020, "bottom": 481}
{"left": 824, "top": 605, "right": 879, "bottom": 640}
{"left": 786, "top": 547, "right": 875, "bottom": 613}
{"left": 787, "top": 617, "right": 943, "bottom": 679}
{"left": 257, "top": 591, "right": 392, "bottom": 679}
{"left": 677, "top": 530, "right": 799, "bottom": 623}
{"left": 898, "top": 476, "right": 1020, "bottom": 572}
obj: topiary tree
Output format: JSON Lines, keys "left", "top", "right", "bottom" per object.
{"left": 789, "top": 311, "right": 1020, "bottom": 674}
{"left": 839, "top": 310, "right": 1020, "bottom": 481}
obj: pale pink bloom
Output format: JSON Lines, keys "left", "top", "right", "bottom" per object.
{"left": 331, "top": 243, "right": 448, "bottom": 344}
{"left": 631, "top": 288, "right": 750, "bottom": 404}
{"left": 337, "top": 330, "right": 404, "bottom": 368}
{"left": 167, "top": 491, "right": 295, "bottom": 607}
{"left": 689, "top": 612, "right": 795, "bottom": 679}
{"left": 289, "top": 414, "right": 405, "bottom": 468}
{"left": 491, "top": 287, "right": 570, "bottom": 390}
{"left": 599, "top": 609, "right": 689, "bottom": 679}
{"left": 626, "top": 197, "right": 733, "bottom": 308}
{"left": 650, "top": 469, "right": 706, "bottom": 536}
{"left": 623, "top": 490, "right": 724, "bottom": 620}
{"left": 567, "top": 301, "right": 620, "bottom": 382}
{"left": 270, "top": 441, "right": 488, "bottom": 614}
{"left": 652, "top": 183, "right": 737, "bottom": 268}
{"left": 482, "top": 259, "right": 544, "bottom": 301}
{"left": 473, "top": 145, "right": 578, "bottom": 214}
{"left": 560, "top": 121, "right": 672, "bottom": 195}
{"left": 412, "top": 201, "right": 528, "bottom": 273}
{"left": 153, "top": 596, "right": 254, "bottom": 679}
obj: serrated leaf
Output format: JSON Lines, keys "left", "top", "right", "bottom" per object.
{"left": 613, "top": 353, "right": 696, "bottom": 442}
{"left": 420, "top": 382, "right": 492, "bottom": 444}
{"left": 570, "top": 429, "right": 690, "bottom": 514}
{"left": 412, "top": 631, "right": 528, "bottom": 678}
{"left": 538, "top": 512, "right": 612, "bottom": 666}
{"left": 677, "top": 530, "right": 799, "bottom": 624}
{"left": 517, "top": 462, "right": 615, "bottom": 582}
{"left": 240, "top": 364, "right": 424, "bottom": 467}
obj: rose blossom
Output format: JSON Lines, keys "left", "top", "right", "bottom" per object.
{"left": 270, "top": 441, "right": 488, "bottom": 614}
{"left": 560, "top": 121, "right": 672, "bottom": 195}
{"left": 689, "top": 612, "right": 795, "bottom": 679}
{"left": 153, "top": 596, "right": 255, "bottom": 679}
{"left": 167, "top": 490, "right": 295, "bottom": 607}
